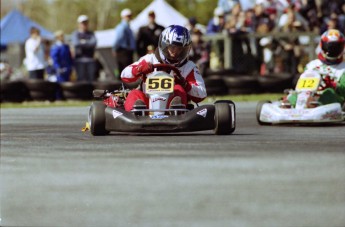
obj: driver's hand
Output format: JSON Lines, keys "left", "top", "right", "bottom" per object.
{"left": 322, "top": 75, "right": 337, "bottom": 89}
{"left": 131, "top": 60, "right": 153, "bottom": 77}
{"left": 175, "top": 75, "right": 191, "bottom": 91}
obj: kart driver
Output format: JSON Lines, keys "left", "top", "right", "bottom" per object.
{"left": 120, "top": 25, "right": 207, "bottom": 111}
{"left": 287, "top": 29, "right": 345, "bottom": 107}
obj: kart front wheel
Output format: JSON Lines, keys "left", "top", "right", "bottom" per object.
{"left": 214, "top": 101, "right": 236, "bottom": 135}
{"left": 89, "top": 101, "right": 110, "bottom": 136}
{"left": 256, "top": 100, "right": 271, "bottom": 125}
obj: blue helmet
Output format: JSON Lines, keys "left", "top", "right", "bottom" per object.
{"left": 158, "top": 25, "right": 192, "bottom": 66}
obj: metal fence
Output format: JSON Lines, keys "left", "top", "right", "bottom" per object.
{"left": 203, "top": 32, "right": 320, "bottom": 75}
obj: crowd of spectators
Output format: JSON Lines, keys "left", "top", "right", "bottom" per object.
{"left": 214, "top": 0, "right": 345, "bottom": 35}
{"left": 205, "top": 0, "right": 345, "bottom": 75}
{"left": 24, "top": 15, "right": 98, "bottom": 84}
{"left": 18, "top": 0, "right": 345, "bottom": 85}
{"left": 22, "top": 9, "right": 165, "bottom": 83}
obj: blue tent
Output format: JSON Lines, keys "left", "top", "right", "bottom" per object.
{"left": 0, "top": 9, "right": 54, "bottom": 45}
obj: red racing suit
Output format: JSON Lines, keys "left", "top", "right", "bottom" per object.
{"left": 121, "top": 53, "right": 207, "bottom": 111}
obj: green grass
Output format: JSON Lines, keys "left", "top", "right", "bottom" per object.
{"left": 0, "top": 100, "right": 92, "bottom": 108}
{"left": 205, "top": 93, "right": 282, "bottom": 102}
{"left": 0, "top": 93, "right": 282, "bottom": 108}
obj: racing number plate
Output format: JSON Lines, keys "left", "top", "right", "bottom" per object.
{"left": 296, "top": 77, "right": 320, "bottom": 91}
{"left": 146, "top": 76, "right": 174, "bottom": 94}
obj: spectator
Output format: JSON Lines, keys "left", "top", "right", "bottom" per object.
{"left": 186, "top": 17, "right": 198, "bottom": 32}
{"left": 218, "top": 0, "right": 240, "bottom": 15}
{"left": 255, "top": 0, "right": 289, "bottom": 15}
{"left": 24, "top": 27, "right": 46, "bottom": 79}
{"left": 298, "top": 0, "right": 320, "bottom": 32}
{"left": 252, "top": 3, "right": 275, "bottom": 32}
{"left": 225, "top": 4, "right": 254, "bottom": 72}
{"left": 225, "top": 3, "right": 242, "bottom": 30}
{"left": 0, "top": 60, "right": 12, "bottom": 81}
{"left": 256, "top": 21, "right": 277, "bottom": 75}
{"left": 189, "top": 28, "right": 210, "bottom": 76}
{"left": 243, "top": 8, "right": 256, "bottom": 33}
{"left": 277, "top": 5, "right": 309, "bottom": 32}
{"left": 71, "top": 15, "right": 97, "bottom": 82}
{"left": 207, "top": 7, "right": 227, "bottom": 69}
{"left": 206, "top": 7, "right": 226, "bottom": 34}
{"left": 339, "top": 3, "right": 345, "bottom": 33}
{"left": 320, "top": 13, "right": 343, "bottom": 35}
{"left": 112, "top": 8, "right": 136, "bottom": 77}
{"left": 136, "top": 11, "right": 165, "bottom": 57}
{"left": 252, "top": 3, "right": 276, "bottom": 74}
{"left": 277, "top": 5, "right": 307, "bottom": 75}
{"left": 50, "top": 30, "right": 73, "bottom": 82}
{"left": 319, "top": 0, "right": 343, "bottom": 19}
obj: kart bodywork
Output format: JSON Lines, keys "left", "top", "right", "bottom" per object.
{"left": 257, "top": 101, "right": 343, "bottom": 124}
{"left": 87, "top": 64, "right": 236, "bottom": 135}
{"left": 256, "top": 70, "right": 345, "bottom": 125}
{"left": 89, "top": 101, "right": 235, "bottom": 134}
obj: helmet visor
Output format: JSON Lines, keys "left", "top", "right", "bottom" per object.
{"left": 322, "top": 41, "right": 345, "bottom": 58}
{"left": 162, "top": 44, "right": 190, "bottom": 63}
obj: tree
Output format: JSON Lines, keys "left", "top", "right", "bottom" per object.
{"left": 1, "top": 0, "right": 217, "bottom": 33}
{"left": 166, "top": 0, "right": 217, "bottom": 25}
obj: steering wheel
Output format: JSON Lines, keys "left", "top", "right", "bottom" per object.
{"left": 148, "top": 63, "right": 184, "bottom": 81}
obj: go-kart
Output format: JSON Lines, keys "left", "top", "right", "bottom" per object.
{"left": 256, "top": 70, "right": 345, "bottom": 125}
{"left": 87, "top": 64, "right": 236, "bottom": 135}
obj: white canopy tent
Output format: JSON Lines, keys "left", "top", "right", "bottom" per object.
{"left": 130, "top": 0, "right": 188, "bottom": 36}
{"left": 95, "top": 0, "right": 188, "bottom": 48}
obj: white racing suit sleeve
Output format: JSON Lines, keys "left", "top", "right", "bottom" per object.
{"left": 120, "top": 54, "right": 158, "bottom": 83}
{"left": 179, "top": 61, "right": 207, "bottom": 103}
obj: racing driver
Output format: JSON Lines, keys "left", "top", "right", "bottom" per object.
{"left": 120, "top": 25, "right": 207, "bottom": 111}
{"left": 287, "top": 29, "right": 345, "bottom": 108}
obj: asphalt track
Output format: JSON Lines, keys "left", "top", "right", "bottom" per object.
{"left": 1, "top": 102, "right": 345, "bottom": 227}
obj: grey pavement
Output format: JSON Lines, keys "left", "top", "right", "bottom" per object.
{"left": 1, "top": 102, "right": 345, "bottom": 227}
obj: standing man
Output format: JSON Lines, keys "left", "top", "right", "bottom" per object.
{"left": 112, "top": 8, "right": 136, "bottom": 76}
{"left": 50, "top": 30, "right": 73, "bottom": 82}
{"left": 71, "top": 15, "right": 97, "bottom": 82}
{"left": 136, "top": 11, "right": 165, "bottom": 57}
{"left": 25, "top": 27, "right": 46, "bottom": 79}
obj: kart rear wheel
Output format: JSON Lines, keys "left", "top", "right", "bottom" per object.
{"left": 214, "top": 101, "right": 236, "bottom": 135}
{"left": 89, "top": 101, "right": 110, "bottom": 136}
{"left": 256, "top": 100, "right": 271, "bottom": 125}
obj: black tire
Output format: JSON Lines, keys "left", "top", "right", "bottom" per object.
{"left": 0, "top": 80, "right": 29, "bottom": 102}
{"left": 256, "top": 100, "right": 271, "bottom": 125}
{"left": 224, "top": 75, "right": 259, "bottom": 94}
{"left": 29, "top": 91, "right": 56, "bottom": 102}
{"left": 89, "top": 101, "right": 110, "bottom": 136}
{"left": 206, "top": 86, "right": 228, "bottom": 95}
{"left": 92, "top": 80, "right": 123, "bottom": 91}
{"left": 204, "top": 68, "right": 239, "bottom": 77}
{"left": 24, "top": 80, "right": 58, "bottom": 101}
{"left": 61, "top": 82, "right": 93, "bottom": 100}
{"left": 214, "top": 101, "right": 236, "bottom": 135}
{"left": 204, "top": 76, "right": 228, "bottom": 95}
{"left": 257, "top": 73, "right": 293, "bottom": 93}
{"left": 62, "top": 90, "right": 93, "bottom": 100}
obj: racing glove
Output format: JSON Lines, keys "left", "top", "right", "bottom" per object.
{"left": 131, "top": 60, "right": 154, "bottom": 77}
{"left": 322, "top": 75, "right": 337, "bottom": 89}
{"left": 175, "top": 75, "right": 192, "bottom": 91}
